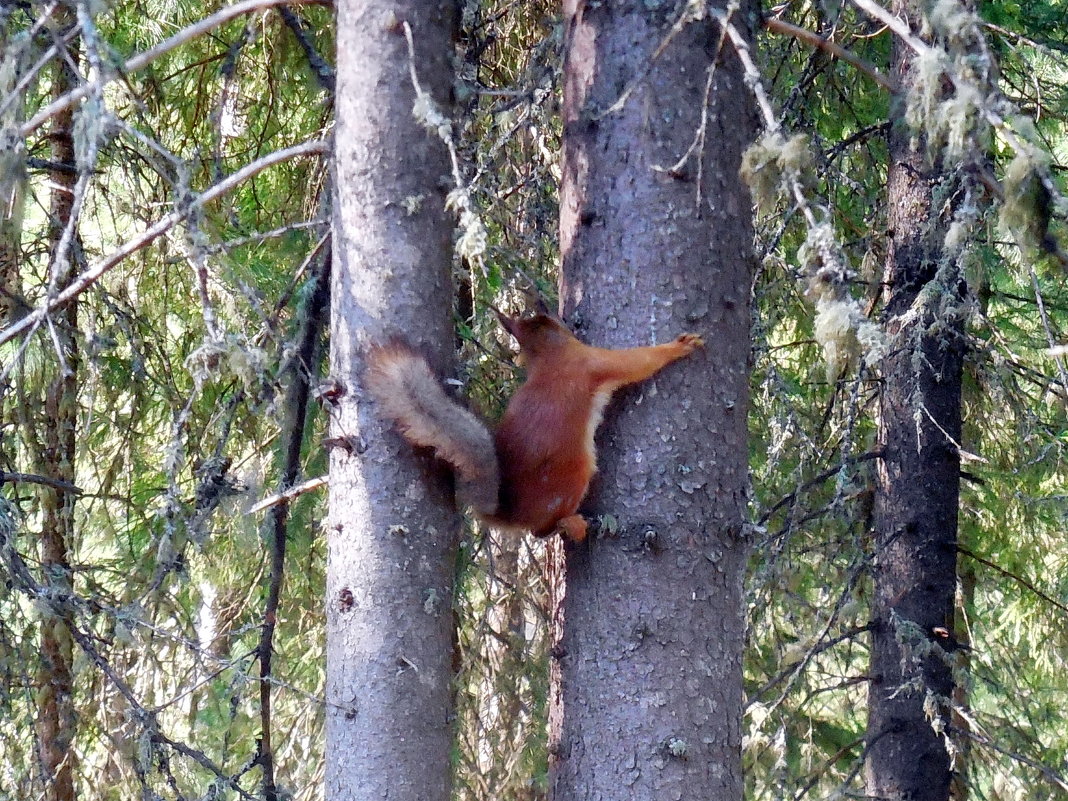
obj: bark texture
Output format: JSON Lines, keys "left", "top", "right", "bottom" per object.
{"left": 35, "top": 17, "right": 80, "bottom": 801}
{"left": 865, "top": 12, "right": 964, "bottom": 801}
{"left": 0, "top": 19, "right": 28, "bottom": 327}
{"left": 327, "top": 2, "right": 459, "bottom": 800}
{"left": 551, "top": 2, "right": 755, "bottom": 799}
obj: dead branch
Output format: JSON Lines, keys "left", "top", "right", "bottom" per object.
{"left": 762, "top": 15, "right": 899, "bottom": 94}
{"left": 248, "top": 476, "right": 328, "bottom": 515}
{"left": 0, "top": 471, "right": 82, "bottom": 494}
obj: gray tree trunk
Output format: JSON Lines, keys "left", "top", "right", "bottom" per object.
{"left": 551, "top": 3, "right": 755, "bottom": 799}
{"left": 0, "top": 17, "right": 28, "bottom": 327}
{"left": 327, "top": 2, "right": 459, "bottom": 800}
{"left": 865, "top": 9, "right": 964, "bottom": 800}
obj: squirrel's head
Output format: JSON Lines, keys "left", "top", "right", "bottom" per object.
{"left": 496, "top": 310, "right": 576, "bottom": 357}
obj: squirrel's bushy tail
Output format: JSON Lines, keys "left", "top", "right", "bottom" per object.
{"left": 366, "top": 342, "right": 500, "bottom": 517}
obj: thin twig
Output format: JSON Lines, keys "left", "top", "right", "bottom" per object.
{"left": 593, "top": 1, "right": 708, "bottom": 120}
{"left": 0, "top": 4, "right": 75, "bottom": 120}
{"left": 248, "top": 476, "right": 327, "bottom": 514}
{"left": 963, "top": 729, "right": 1068, "bottom": 793}
{"left": 256, "top": 242, "right": 330, "bottom": 801}
{"left": 1029, "top": 266, "right": 1068, "bottom": 403}
{"left": 746, "top": 623, "right": 874, "bottom": 707}
{"left": 763, "top": 15, "right": 899, "bottom": 93}
{"left": 758, "top": 451, "right": 882, "bottom": 525}
{"left": 957, "top": 546, "right": 1068, "bottom": 617}
{"left": 711, "top": 7, "right": 818, "bottom": 231}
{"left": 0, "top": 528, "right": 259, "bottom": 800}
{"left": 276, "top": 5, "right": 335, "bottom": 92}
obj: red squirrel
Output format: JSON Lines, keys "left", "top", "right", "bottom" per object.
{"left": 366, "top": 310, "right": 703, "bottom": 542}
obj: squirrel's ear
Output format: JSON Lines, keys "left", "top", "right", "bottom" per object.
{"left": 494, "top": 307, "right": 521, "bottom": 340}
{"left": 533, "top": 294, "right": 552, "bottom": 317}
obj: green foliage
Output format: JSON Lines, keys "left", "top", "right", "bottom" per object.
{"left": 1, "top": 1, "right": 331, "bottom": 798}
{"left": 2, "top": 0, "right": 1067, "bottom": 799}
{"left": 745, "top": 1, "right": 1068, "bottom": 799}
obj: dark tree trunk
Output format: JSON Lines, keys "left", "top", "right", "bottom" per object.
{"left": 865, "top": 11, "right": 965, "bottom": 801}
{"left": 551, "top": 2, "right": 755, "bottom": 799}
{"left": 326, "top": 1, "right": 459, "bottom": 800}
{"left": 35, "top": 14, "right": 80, "bottom": 801}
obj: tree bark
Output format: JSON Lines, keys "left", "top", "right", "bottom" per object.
{"left": 258, "top": 243, "right": 330, "bottom": 801}
{"left": 551, "top": 3, "right": 755, "bottom": 799}
{"left": 326, "top": 2, "right": 459, "bottom": 800}
{"left": 35, "top": 13, "right": 80, "bottom": 801}
{"left": 865, "top": 9, "right": 965, "bottom": 800}
{"left": 0, "top": 16, "right": 28, "bottom": 327}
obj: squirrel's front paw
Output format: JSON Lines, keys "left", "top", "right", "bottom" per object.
{"left": 675, "top": 333, "right": 705, "bottom": 352}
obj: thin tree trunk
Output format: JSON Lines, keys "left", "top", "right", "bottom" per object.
{"left": 326, "top": 2, "right": 459, "bottom": 800}
{"left": 258, "top": 243, "right": 330, "bottom": 801}
{"left": 551, "top": 3, "right": 755, "bottom": 799}
{"left": 36, "top": 12, "right": 80, "bottom": 801}
{"left": 0, "top": 17, "right": 28, "bottom": 327}
{"left": 865, "top": 9, "right": 965, "bottom": 800}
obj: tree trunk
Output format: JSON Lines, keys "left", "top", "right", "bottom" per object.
{"left": 0, "top": 16, "right": 28, "bottom": 328}
{"left": 35, "top": 14, "right": 80, "bottom": 801}
{"left": 551, "top": 3, "right": 755, "bottom": 799}
{"left": 865, "top": 11, "right": 964, "bottom": 801}
{"left": 326, "top": 2, "right": 459, "bottom": 800}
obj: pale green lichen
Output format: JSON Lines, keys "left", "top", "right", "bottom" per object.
{"left": 740, "top": 132, "right": 813, "bottom": 213}
{"left": 813, "top": 297, "right": 858, "bottom": 379}
{"left": 905, "top": 2, "right": 995, "bottom": 161}
{"left": 779, "top": 133, "right": 814, "bottom": 173}
{"left": 936, "top": 84, "right": 982, "bottom": 162}
{"left": 904, "top": 47, "right": 948, "bottom": 135}
{"left": 1000, "top": 149, "right": 1053, "bottom": 255}
{"left": 446, "top": 188, "right": 488, "bottom": 262}
{"left": 929, "top": 0, "right": 979, "bottom": 45}
{"left": 665, "top": 736, "right": 689, "bottom": 759}
{"left": 423, "top": 588, "right": 441, "bottom": 616}
{"left": 740, "top": 134, "right": 784, "bottom": 212}
{"left": 412, "top": 90, "right": 452, "bottom": 143}
{"left": 797, "top": 222, "right": 842, "bottom": 281}
{"left": 184, "top": 334, "right": 267, "bottom": 390}
{"left": 943, "top": 220, "right": 970, "bottom": 257}
{"left": 800, "top": 224, "right": 886, "bottom": 378}
{"left": 400, "top": 194, "right": 425, "bottom": 216}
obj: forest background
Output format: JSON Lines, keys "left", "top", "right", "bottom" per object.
{"left": 0, "top": 0, "right": 1066, "bottom": 800}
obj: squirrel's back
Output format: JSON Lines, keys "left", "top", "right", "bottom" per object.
{"left": 492, "top": 355, "right": 603, "bottom": 535}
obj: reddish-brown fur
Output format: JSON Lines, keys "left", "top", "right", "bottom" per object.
{"left": 367, "top": 312, "right": 702, "bottom": 542}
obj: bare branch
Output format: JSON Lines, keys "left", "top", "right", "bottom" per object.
{"left": 758, "top": 451, "right": 882, "bottom": 526}
{"left": 958, "top": 546, "right": 1068, "bottom": 617}
{"left": 248, "top": 476, "right": 327, "bottom": 515}
{"left": 763, "top": 15, "right": 899, "bottom": 94}
{"left": 0, "top": 470, "right": 82, "bottom": 494}
{"left": 276, "top": 5, "right": 336, "bottom": 93}
{"left": 256, "top": 241, "right": 330, "bottom": 801}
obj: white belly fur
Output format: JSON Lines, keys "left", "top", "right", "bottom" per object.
{"left": 584, "top": 388, "right": 614, "bottom": 469}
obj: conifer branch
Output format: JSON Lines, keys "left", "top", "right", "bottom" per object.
{"left": 0, "top": 139, "right": 327, "bottom": 349}
{"left": 18, "top": 0, "right": 330, "bottom": 139}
